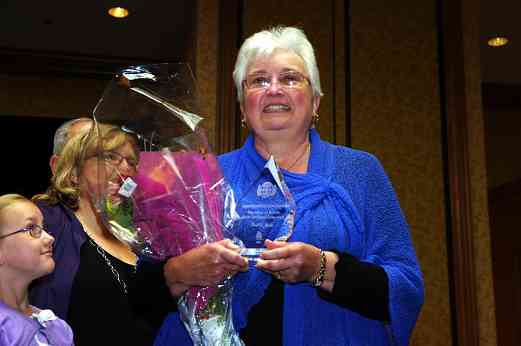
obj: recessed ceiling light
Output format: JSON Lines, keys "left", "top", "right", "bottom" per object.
{"left": 487, "top": 36, "right": 509, "bottom": 47}
{"left": 108, "top": 7, "right": 129, "bottom": 19}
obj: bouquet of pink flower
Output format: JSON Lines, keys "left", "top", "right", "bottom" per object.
{"left": 132, "top": 149, "right": 242, "bottom": 344}
{"left": 90, "top": 64, "right": 244, "bottom": 346}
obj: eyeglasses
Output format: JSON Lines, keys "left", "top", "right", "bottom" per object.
{"left": 101, "top": 151, "right": 138, "bottom": 169}
{"left": 243, "top": 71, "right": 310, "bottom": 91}
{"left": 0, "top": 224, "right": 46, "bottom": 240}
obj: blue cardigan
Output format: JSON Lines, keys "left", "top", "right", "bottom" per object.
{"left": 156, "top": 129, "right": 424, "bottom": 346}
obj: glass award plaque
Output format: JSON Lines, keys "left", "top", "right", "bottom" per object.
{"left": 230, "top": 156, "right": 296, "bottom": 263}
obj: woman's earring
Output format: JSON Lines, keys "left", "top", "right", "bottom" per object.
{"left": 71, "top": 170, "right": 79, "bottom": 186}
{"left": 312, "top": 112, "right": 320, "bottom": 127}
{"left": 241, "top": 118, "right": 247, "bottom": 128}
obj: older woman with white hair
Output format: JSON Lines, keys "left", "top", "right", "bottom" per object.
{"left": 158, "top": 26, "right": 424, "bottom": 346}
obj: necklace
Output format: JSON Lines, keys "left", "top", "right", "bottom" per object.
{"left": 75, "top": 212, "right": 134, "bottom": 294}
{"left": 87, "top": 239, "right": 130, "bottom": 294}
{"left": 281, "top": 142, "right": 311, "bottom": 171}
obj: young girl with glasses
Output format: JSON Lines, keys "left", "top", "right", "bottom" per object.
{"left": 0, "top": 194, "right": 73, "bottom": 346}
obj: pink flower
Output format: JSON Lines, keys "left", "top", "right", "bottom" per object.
{"left": 132, "top": 150, "right": 226, "bottom": 314}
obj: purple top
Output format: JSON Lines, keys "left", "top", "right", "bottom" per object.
{"left": 0, "top": 301, "right": 74, "bottom": 346}
{"left": 29, "top": 202, "right": 86, "bottom": 319}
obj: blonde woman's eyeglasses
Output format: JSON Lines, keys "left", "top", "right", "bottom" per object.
{"left": 100, "top": 151, "right": 139, "bottom": 169}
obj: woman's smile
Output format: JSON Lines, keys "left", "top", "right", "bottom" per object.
{"left": 263, "top": 103, "right": 291, "bottom": 112}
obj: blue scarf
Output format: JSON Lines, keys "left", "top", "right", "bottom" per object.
{"left": 155, "top": 129, "right": 423, "bottom": 346}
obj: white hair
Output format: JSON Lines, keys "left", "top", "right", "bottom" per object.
{"left": 53, "top": 117, "right": 92, "bottom": 155}
{"left": 233, "top": 26, "right": 324, "bottom": 103}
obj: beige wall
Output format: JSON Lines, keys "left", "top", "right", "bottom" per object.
{"left": 239, "top": 0, "right": 347, "bottom": 146}
{"left": 462, "top": 0, "right": 497, "bottom": 343}
{"left": 349, "top": 2, "right": 451, "bottom": 344}
{"left": 349, "top": 1, "right": 496, "bottom": 344}
{"left": 484, "top": 107, "right": 521, "bottom": 188}
{"left": 194, "top": 0, "right": 219, "bottom": 148}
{"left": 0, "top": 74, "right": 105, "bottom": 118}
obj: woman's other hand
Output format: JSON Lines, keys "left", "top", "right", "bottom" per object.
{"left": 256, "top": 240, "right": 338, "bottom": 290}
{"left": 256, "top": 240, "right": 320, "bottom": 283}
{"left": 163, "top": 239, "right": 248, "bottom": 296}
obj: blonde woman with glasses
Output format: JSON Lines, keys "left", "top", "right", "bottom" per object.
{"left": 30, "top": 124, "right": 174, "bottom": 346}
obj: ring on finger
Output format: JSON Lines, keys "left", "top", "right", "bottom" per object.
{"left": 274, "top": 271, "right": 282, "bottom": 280}
{"left": 225, "top": 272, "right": 233, "bottom": 281}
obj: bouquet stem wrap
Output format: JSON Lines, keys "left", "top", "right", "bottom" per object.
{"left": 132, "top": 150, "right": 243, "bottom": 346}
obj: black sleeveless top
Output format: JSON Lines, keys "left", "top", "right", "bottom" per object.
{"left": 68, "top": 239, "right": 156, "bottom": 346}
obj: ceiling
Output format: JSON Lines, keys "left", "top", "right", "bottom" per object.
{"left": 479, "top": 0, "right": 521, "bottom": 189}
{"left": 0, "top": 1, "right": 196, "bottom": 76}
{"left": 480, "top": 0, "right": 521, "bottom": 85}
{"left": 1, "top": 1, "right": 519, "bottom": 84}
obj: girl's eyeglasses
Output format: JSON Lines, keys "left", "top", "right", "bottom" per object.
{"left": 0, "top": 224, "right": 46, "bottom": 240}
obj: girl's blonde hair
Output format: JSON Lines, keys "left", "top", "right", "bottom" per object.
{"left": 33, "top": 123, "right": 138, "bottom": 210}
{"left": 0, "top": 194, "right": 31, "bottom": 233}
{"left": 0, "top": 194, "right": 28, "bottom": 211}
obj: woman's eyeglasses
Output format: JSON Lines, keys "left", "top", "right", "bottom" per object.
{"left": 0, "top": 224, "right": 46, "bottom": 240}
{"left": 243, "top": 71, "right": 310, "bottom": 91}
{"left": 101, "top": 151, "right": 139, "bottom": 169}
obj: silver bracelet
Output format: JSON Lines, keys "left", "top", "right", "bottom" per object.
{"left": 311, "top": 250, "right": 327, "bottom": 287}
